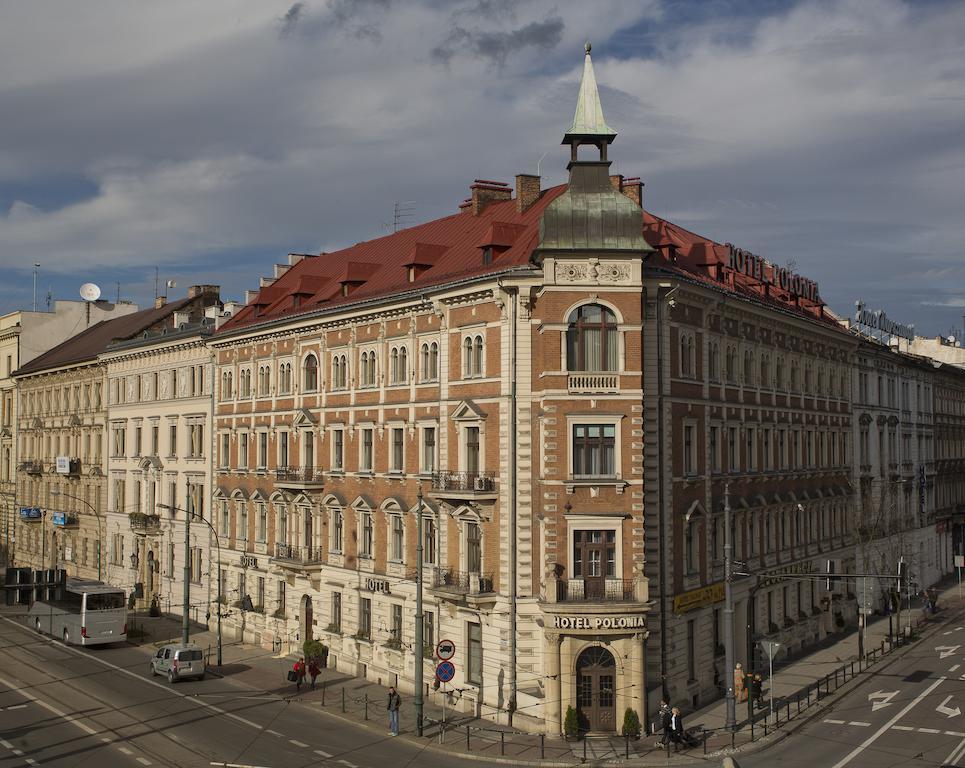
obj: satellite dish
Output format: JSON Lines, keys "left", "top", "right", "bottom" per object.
{"left": 948, "top": 335, "right": 956, "bottom": 344}
{"left": 166, "top": 280, "right": 177, "bottom": 289}
{"left": 79, "top": 283, "right": 101, "bottom": 302}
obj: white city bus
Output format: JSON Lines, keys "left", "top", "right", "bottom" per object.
{"left": 29, "top": 578, "right": 127, "bottom": 646}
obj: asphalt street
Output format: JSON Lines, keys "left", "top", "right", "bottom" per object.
{"left": 741, "top": 601, "right": 965, "bottom": 768}
{"left": 0, "top": 613, "right": 491, "bottom": 768}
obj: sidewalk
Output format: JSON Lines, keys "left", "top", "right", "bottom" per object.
{"left": 122, "top": 576, "right": 962, "bottom": 766}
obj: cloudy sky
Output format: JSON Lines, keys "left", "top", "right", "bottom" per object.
{"left": 1, "top": 0, "right": 963, "bottom": 337}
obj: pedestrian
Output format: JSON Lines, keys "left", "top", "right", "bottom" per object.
{"left": 670, "top": 707, "right": 684, "bottom": 752}
{"left": 752, "top": 673, "right": 763, "bottom": 708}
{"left": 657, "top": 699, "right": 672, "bottom": 747}
{"left": 734, "top": 662, "right": 747, "bottom": 702}
{"left": 387, "top": 685, "right": 401, "bottom": 736}
{"left": 309, "top": 659, "right": 321, "bottom": 691}
{"left": 293, "top": 657, "right": 306, "bottom": 692}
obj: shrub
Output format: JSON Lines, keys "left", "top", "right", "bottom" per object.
{"left": 621, "top": 707, "right": 641, "bottom": 738}
{"left": 564, "top": 705, "right": 580, "bottom": 738}
{"left": 303, "top": 639, "right": 329, "bottom": 666}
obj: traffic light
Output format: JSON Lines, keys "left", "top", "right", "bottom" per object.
{"left": 826, "top": 559, "right": 838, "bottom": 591}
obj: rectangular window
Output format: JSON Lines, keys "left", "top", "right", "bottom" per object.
{"left": 360, "top": 428, "right": 373, "bottom": 472}
{"left": 710, "top": 426, "right": 720, "bottom": 473}
{"left": 168, "top": 541, "right": 175, "bottom": 576}
{"left": 359, "top": 513, "right": 373, "bottom": 558}
{"left": 391, "top": 603, "right": 403, "bottom": 643}
{"left": 331, "top": 510, "right": 343, "bottom": 552}
{"left": 238, "top": 502, "right": 248, "bottom": 541}
{"left": 466, "top": 522, "right": 481, "bottom": 573}
{"left": 257, "top": 503, "right": 267, "bottom": 542}
{"left": 151, "top": 424, "right": 159, "bottom": 456}
{"left": 424, "top": 610, "right": 435, "bottom": 652}
{"left": 134, "top": 425, "right": 142, "bottom": 456}
{"left": 278, "top": 431, "right": 289, "bottom": 468}
{"left": 467, "top": 622, "right": 482, "bottom": 685}
{"left": 239, "top": 433, "right": 249, "bottom": 468}
{"left": 190, "top": 547, "right": 202, "bottom": 584}
{"left": 391, "top": 427, "right": 404, "bottom": 472}
{"left": 278, "top": 580, "right": 286, "bottom": 616}
{"left": 421, "top": 427, "right": 436, "bottom": 474}
{"left": 220, "top": 434, "right": 230, "bottom": 468}
{"left": 572, "top": 424, "right": 616, "bottom": 477}
{"left": 778, "top": 429, "right": 787, "bottom": 469}
{"left": 572, "top": 530, "right": 616, "bottom": 578}
{"left": 256, "top": 577, "right": 265, "bottom": 611}
{"left": 359, "top": 597, "right": 371, "bottom": 640}
{"left": 332, "top": 429, "right": 344, "bottom": 471}
{"left": 189, "top": 424, "right": 204, "bottom": 458}
{"left": 762, "top": 428, "right": 772, "bottom": 471}
{"left": 746, "top": 427, "right": 756, "bottom": 471}
{"left": 465, "top": 426, "right": 480, "bottom": 473}
{"left": 683, "top": 424, "right": 696, "bottom": 476}
{"left": 258, "top": 432, "right": 268, "bottom": 469}
{"left": 728, "top": 427, "right": 738, "bottom": 472}
{"left": 423, "top": 517, "right": 436, "bottom": 565}
{"left": 331, "top": 592, "right": 342, "bottom": 632}
{"left": 391, "top": 515, "right": 404, "bottom": 561}
{"left": 220, "top": 501, "right": 229, "bottom": 535}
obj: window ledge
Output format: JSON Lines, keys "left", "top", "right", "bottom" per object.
{"left": 565, "top": 478, "right": 627, "bottom": 494}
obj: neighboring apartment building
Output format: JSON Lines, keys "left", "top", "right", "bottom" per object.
{"left": 100, "top": 286, "right": 222, "bottom": 618}
{"left": 933, "top": 362, "right": 965, "bottom": 559}
{"left": 908, "top": 335, "right": 965, "bottom": 369}
{"left": 0, "top": 299, "right": 136, "bottom": 563}
{"left": 849, "top": 337, "right": 943, "bottom": 597}
{"left": 12, "top": 291, "right": 221, "bottom": 589}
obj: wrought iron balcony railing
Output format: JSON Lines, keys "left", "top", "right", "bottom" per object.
{"left": 556, "top": 578, "right": 636, "bottom": 603}
{"left": 430, "top": 471, "right": 497, "bottom": 494}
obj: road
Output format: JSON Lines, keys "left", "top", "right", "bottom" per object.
{"left": 742, "top": 602, "right": 965, "bottom": 768}
{"left": 0, "top": 613, "right": 485, "bottom": 768}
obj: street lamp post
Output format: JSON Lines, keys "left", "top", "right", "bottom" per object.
{"left": 51, "top": 490, "right": 102, "bottom": 581}
{"left": 414, "top": 487, "right": 425, "bottom": 737}
{"left": 723, "top": 481, "right": 737, "bottom": 731}
{"left": 159, "top": 503, "right": 222, "bottom": 666}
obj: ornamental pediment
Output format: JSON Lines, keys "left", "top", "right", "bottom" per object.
{"left": 450, "top": 399, "right": 485, "bottom": 421}
{"left": 292, "top": 408, "right": 316, "bottom": 428}
{"left": 552, "top": 257, "right": 635, "bottom": 286}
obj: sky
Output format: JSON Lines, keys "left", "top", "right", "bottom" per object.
{"left": 0, "top": 0, "right": 963, "bottom": 338}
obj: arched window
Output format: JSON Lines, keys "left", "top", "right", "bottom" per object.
{"left": 428, "top": 342, "right": 438, "bottom": 380}
{"left": 744, "top": 349, "right": 755, "bottom": 386}
{"left": 421, "top": 343, "right": 430, "bottom": 381}
{"left": 725, "top": 346, "right": 737, "bottom": 384}
{"left": 760, "top": 354, "right": 770, "bottom": 387}
{"left": 390, "top": 348, "right": 399, "bottom": 383}
{"left": 258, "top": 365, "right": 271, "bottom": 396}
{"left": 709, "top": 342, "right": 720, "bottom": 381}
{"left": 775, "top": 357, "right": 785, "bottom": 389}
{"left": 339, "top": 354, "right": 347, "bottom": 388}
{"left": 463, "top": 337, "right": 474, "bottom": 377}
{"left": 303, "top": 354, "right": 318, "bottom": 391}
{"left": 566, "top": 304, "right": 618, "bottom": 372}
{"left": 399, "top": 347, "right": 408, "bottom": 383}
{"left": 278, "top": 363, "right": 291, "bottom": 394}
{"left": 679, "top": 333, "right": 694, "bottom": 377}
{"left": 472, "top": 335, "right": 484, "bottom": 376}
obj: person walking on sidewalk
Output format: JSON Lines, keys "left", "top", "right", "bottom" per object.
{"left": 387, "top": 686, "right": 401, "bottom": 736}
{"left": 657, "top": 699, "right": 672, "bottom": 747}
{"left": 308, "top": 659, "right": 320, "bottom": 691}
{"left": 293, "top": 657, "right": 306, "bottom": 692}
{"left": 670, "top": 707, "right": 684, "bottom": 752}
{"left": 734, "top": 662, "right": 747, "bottom": 702}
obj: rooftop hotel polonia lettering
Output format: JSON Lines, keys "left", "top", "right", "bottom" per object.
{"left": 727, "top": 244, "right": 820, "bottom": 303}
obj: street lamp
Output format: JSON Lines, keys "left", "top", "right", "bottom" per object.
{"left": 723, "top": 481, "right": 737, "bottom": 731}
{"left": 414, "top": 486, "right": 425, "bottom": 737}
{"left": 50, "top": 490, "right": 102, "bottom": 581}
{"left": 158, "top": 503, "right": 222, "bottom": 666}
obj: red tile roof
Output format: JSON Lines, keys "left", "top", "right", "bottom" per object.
{"left": 218, "top": 183, "right": 834, "bottom": 334}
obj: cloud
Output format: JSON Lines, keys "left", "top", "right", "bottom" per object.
{"left": 431, "top": 16, "right": 565, "bottom": 68}
{"left": 278, "top": 2, "right": 306, "bottom": 37}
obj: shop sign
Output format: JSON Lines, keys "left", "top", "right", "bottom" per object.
{"left": 51, "top": 512, "right": 69, "bottom": 526}
{"left": 727, "top": 244, "right": 820, "bottom": 302}
{"left": 759, "top": 560, "right": 817, "bottom": 588}
{"left": 673, "top": 582, "right": 724, "bottom": 614}
{"left": 366, "top": 578, "right": 391, "bottom": 594}
{"left": 19, "top": 507, "right": 42, "bottom": 520}
{"left": 853, "top": 300, "right": 914, "bottom": 342}
{"left": 552, "top": 615, "right": 646, "bottom": 630}
{"left": 55, "top": 456, "right": 70, "bottom": 474}
{"left": 240, "top": 554, "right": 258, "bottom": 569}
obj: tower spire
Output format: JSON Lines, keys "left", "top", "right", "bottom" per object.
{"left": 565, "top": 42, "right": 616, "bottom": 142}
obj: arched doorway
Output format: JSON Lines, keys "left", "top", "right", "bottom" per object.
{"left": 301, "top": 594, "right": 313, "bottom": 644}
{"left": 576, "top": 646, "right": 616, "bottom": 732}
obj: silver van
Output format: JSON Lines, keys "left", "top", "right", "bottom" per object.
{"left": 150, "top": 643, "right": 206, "bottom": 683}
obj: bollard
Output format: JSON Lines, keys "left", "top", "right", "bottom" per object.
{"left": 321, "top": 680, "right": 326, "bottom": 707}
{"left": 467, "top": 725, "right": 471, "bottom": 751}
{"left": 751, "top": 719, "right": 754, "bottom": 742}
{"left": 786, "top": 700, "right": 790, "bottom": 723}
{"left": 540, "top": 734, "right": 545, "bottom": 760}
{"left": 364, "top": 693, "right": 369, "bottom": 721}
{"left": 834, "top": 669, "right": 839, "bottom": 689}
{"left": 764, "top": 722, "right": 768, "bottom": 737}
{"left": 797, "top": 695, "right": 801, "bottom": 715}
{"left": 807, "top": 686, "right": 811, "bottom": 707}
{"left": 584, "top": 735, "right": 588, "bottom": 761}
{"left": 731, "top": 730, "right": 736, "bottom": 750}
{"left": 703, "top": 729, "right": 709, "bottom": 753}
{"left": 625, "top": 733, "right": 630, "bottom": 759}
{"left": 851, "top": 660, "right": 855, "bottom": 679}
{"left": 500, "top": 731, "right": 505, "bottom": 756}
{"left": 342, "top": 688, "right": 346, "bottom": 713}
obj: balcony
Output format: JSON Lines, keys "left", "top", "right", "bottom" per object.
{"left": 428, "top": 567, "right": 497, "bottom": 608}
{"left": 21, "top": 460, "right": 43, "bottom": 476}
{"left": 567, "top": 373, "right": 619, "bottom": 394}
{"left": 274, "top": 466, "right": 324, "bottom": 491}
{"left": 428, "top": 471, "right": 498, "bottom": 503}
{"left": 129, "top": 513, "right": 161, "bottom": 537}
{"left": 557, "top": 578, "right": 637, "bottom": 603}
{"left": 271, "top": 542, "right": 324, "bottom": 570}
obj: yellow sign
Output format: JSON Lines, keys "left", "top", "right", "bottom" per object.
{"left": 673, "top": 583, "right": 724, "bottom": 614}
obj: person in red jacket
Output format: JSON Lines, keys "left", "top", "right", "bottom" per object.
{"left": 308, "top": 659, "right": 321, "bottom": 690}
{"left": 293, "top": 657, "right": 306, "bottom": 692}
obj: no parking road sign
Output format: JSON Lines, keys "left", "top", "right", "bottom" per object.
{"left": 435, "top": 660, "right": 455, "bottom": 683}
{"left": 436, "top": 638, "right": 456, "bottom": 660}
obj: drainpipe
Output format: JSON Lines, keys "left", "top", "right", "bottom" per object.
{"left": 507, "top": 286, "right": 519, "bottom": 726}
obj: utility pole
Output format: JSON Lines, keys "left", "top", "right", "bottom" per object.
{"left": 414, "top": 487, "right": 425, "bottom": 736}
{"left": 182, "top": 506, "right": 191, "bottom": 645}
{"left": 723, "top": 481, "right": 737, "bottom": 731}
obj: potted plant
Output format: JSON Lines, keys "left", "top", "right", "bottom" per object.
{"left": 621, "top": 707, "right": 642, "bottom": 740}
{"left": 564, "top": 705, "right": 581, "bottom": 741}
{"left": 303, "top": 639, "right": 329, "bottom": 668}
{"left": 149, "top": 595, "right": 161, "bottom": 617}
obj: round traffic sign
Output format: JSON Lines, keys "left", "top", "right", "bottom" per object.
{"left": 436, "top": 638, "right": 456, "bottom": 661}
{"left": 435, "top": 660, "right": 455, "bottom": 683}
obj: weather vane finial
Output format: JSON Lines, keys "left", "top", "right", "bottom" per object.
{"left": 584, "top": 41, "right": 591, "bottom": 54}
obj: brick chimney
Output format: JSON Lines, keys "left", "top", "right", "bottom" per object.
{"left": 154, "top": 296, "right": 167, "bottom": 309}
{"left": 188, "top": 284, "right": 220, "bottom": 299}
{"left": 469, "top": 180, "right": 511, "bottom": 216}
{"left": 609, "top": 174, "right": 624, "bottom": 191}
{"left": 621, "top": 177, "right": 643, "bottom": 207}
{"left": 515, "top": 174, "right": 541, "bottom": 213}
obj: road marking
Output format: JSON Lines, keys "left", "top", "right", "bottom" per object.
{"left": 0, "top": 739, "right": 12, "bottom": 748}
{"left": 1, "top": 618, "right": 263, "bottom": 734}
{"left": 12, "top": 748, "right": 23, "bottom": 756}
{"left": 824, "top": 719, "right": 846, "bottom": 724}
{"left": 289, "top": 739, "right": 309, "bottom": 748}
{"left": 948, "top": 731, "right": 965, "bottom": 737}
{"left": 892, "top": 725, "right": 914, "bottom": 731}
{"left": 0, "top": 673, "right": 98, "bottom": 736}
{"left": 101, "top": 737, "right": 112, "bottom": 743}
{"left": 937, "top": 645, "right": 961, "bottom": 659}
{"left": 136, "top": 759, "right": 151, "bottom": 766}
{"left": 315, "top": 750, "right": 333, "bottom": 758}
{"left": 336, "top": 761, "right": 358, "bottom": 768}
{"left": 920, "top": 727, "right": 942, "bottom": 733}
{"left": 266, "top": 729, "right": 283, "bottom": 737}
{"left": 24, "top": 760, "right": 37, "bottom": 766}
{"left": 953, "top": 665, "right": 962, "bottom": 672}
{"left": 945, "top": 737, "right": 965, "bottom": 766}
{"left": 939, "top": 695, "right": 963, "bottom": 718}
{"left": 119, "top": 747, "right": 133, "bottom": 755}
{"left": 868, "top": 690, "right": 899, "bottom": 711}
{"left": 849, "top": 721, "right": 871, "bottom": 727}
{"left": 831, "top": 676, "right": 946, "bottom": 768}
{"left": 0, "top": 704, "right": 28, "bottom": 711}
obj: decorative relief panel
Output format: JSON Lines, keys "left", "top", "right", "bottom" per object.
{"left": 554, "top": 260, "right": 632, "bottom": 285}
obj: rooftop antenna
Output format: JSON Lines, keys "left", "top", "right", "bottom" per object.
{"left": 45, "top": 286, "right": 52, "bottom": 311}
{"left": 116, "top": 282, "right": 121, "bottom": 304}
{"left": 155, "top": 266, "right": 159, "bottom": 300}
{"left": 79, "top": 282, "right": 102, "bottom": 327}
{"left": 536, "top": 151, "right": 548, "bottom": 177}
{"left": 32, "top": 263, "right": 40, "bottom": 311}
{"left": 393, "top": 201, "right": 415, "bottom": 233}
